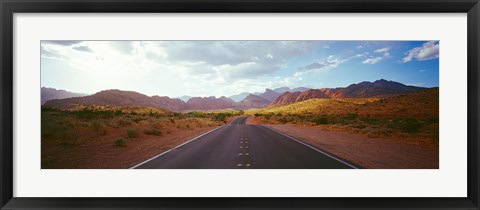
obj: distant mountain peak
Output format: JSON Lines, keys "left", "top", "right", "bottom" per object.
{"left": 237, "top": 94, "right": 270, "bottom": 109}
{"left": 257, "top": 89, "right": 281, "bottom": 102}
{"left": 229, "top": 92, "right": 250, "bottom": 102}
{"left": 273, "top": 87, "right": 291, "bottom": 94}
{"left": 41, "top": 87, "right": 87, "bottom": 105}
{"left": 264, "top": 88, "right": 275, "bottom": 92}
{"left": 176, "top": 95, "right": 193, "bottom": 102}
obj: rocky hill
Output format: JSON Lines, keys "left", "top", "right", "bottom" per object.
{"left": 41, "top": 87, "right": 86, "bottom": 105}
{"left": 269, "top": 79, "right": 425, "bottom": 107}
{"left": 43, "top": 79, "right": 427, "bottom": 111}
{"left": 237, "top": 94, "right": 271, "bottom": 109}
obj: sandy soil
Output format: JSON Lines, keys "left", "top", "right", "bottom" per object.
{"left": 248, "top": 118, "right": 438, "bottom": 169}
{"left": 42, "top": 126, "right": 219, "bottom": 169}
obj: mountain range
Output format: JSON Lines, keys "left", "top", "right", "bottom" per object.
{"left": 43, "top": 79, "right": 428, "bottom": 111}
{"left": 41, "top": 87, "right": 86, "bottom": 105}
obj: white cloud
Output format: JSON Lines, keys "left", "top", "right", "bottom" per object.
{"left": 362, "top": 57, "right": 384, "bottom": 64}
{"left": 42, "top": 41, "right": 321, "bottom": 91}
{"left": 297, "top": 55, "right": 346, "bottom": 75}
{"left": 402, "top": 41, "right": 439, "bottom": 63}
{"left": 354, "top": 52, "right": 370, "bottom": 58}
{"left": 374, "top": 47, "right": 390, "bottom": 53}
{"left": 362, "top": 47, "right": 390, "bottom": 64}
{"left": 153, "top": 41, "right": 320, "bottom": 83}
{"left": 73, "top": 46, "right": 93, "bottom": 53}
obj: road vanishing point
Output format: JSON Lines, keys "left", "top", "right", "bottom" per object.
{"left": 132, "top": 116, "right": 356, "bottom": 169}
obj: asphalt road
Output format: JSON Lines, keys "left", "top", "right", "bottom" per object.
{"left": 133, "top": 116, "right": 355, "bottom": 169}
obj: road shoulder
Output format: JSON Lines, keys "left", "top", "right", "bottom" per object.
{"left": 248, "top": 119, "right": 438, "bottom": 169}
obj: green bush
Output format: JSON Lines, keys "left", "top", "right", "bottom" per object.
{"left": 114, "top": 138, "right": 125, "bottom": 147}
{"left": 345, "top": 113, "right": 358, "bottom": 120}
{"left": 70, "top": 109, "right": 116, "bottom": 119}
{"left": 213, "top": 113, "right": 230, "bottom": 122}
{"left": 264, "top": 113, "right": 273, "bottom": 120}
{"left": 311, "top": 116, "right": 328, "bottom": 125}
{"left": 278, "top": 117, "right": 292, "bottom": 124}
{"left": 132, "top": 117, "right": 145, "bottom": 123}
{"left": 360, "top": 117, "right": 381, "bottom": 124}
{"left": 117, "top": 118, "right": 133, "bottom": 126}
{"left": 59, "top": 130, "right": 79, "bottom": 147}
{"left": 126, "top": 128, "right": 138, "bottom": 138}
{"left": 401, "top": 118, "right": 421, "bottom": 133}
{"left": 91, "top": 120, "right": 107, "bottom": 135}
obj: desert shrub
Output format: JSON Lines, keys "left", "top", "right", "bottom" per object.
{"left": 132, "top": 117, "right": 145, "bottom": 123}
{"left": 143, "top": 127, "right": 162, "bottom": 136}
{"left": 254, "top": 113, "right": 262, "bottom": 117}
{"left": 59, "top": 130, "right": 79, "bottom": 147}
{"left": 401, "top": 118, "right": 421, "bottom": 133}
{"left": 278, "top": 117, "right": 287, "bottom": 124}
{"left": 91, "top": 120, "right": 107, "bottom": 135}
{"left": 70, "top": 109, "right": 116, "bottom": 119}
{"left": 42, "top": 107, "right": 59, "bottom": 112}
{"left": 78, "top": 121, "right": 90, "bottom": 128}
{"left": 351, "top": 124, "right": 367, "bottom": 129}
{"left": 41, "top": 117, "right": 78, "bottom": 142}
{"left": 326, "top": 115, "right": 344, "bottom": 124}
{"left": 311, "top": 116, "right": 328, "bottom": 125}
{"left": 117, "top": 118, "right": 133, "bottom": 126}
{"left": 126, "top": 128, "right": 138, "bottom": 138}
{"left": 426, "top": 118, "right": 439, "bottom": 124}
{"left": 367, "top": 128, "right": 393, "bottom": 138}
{"left": 278, "top": 116, "right": 294, "bottom": 124}
{"left": 264, "top": 113, "right": 273, "bottom": 120}
{"left": 189, "top": 111, "right": 206, "bottom": 118}
{"left": 360, "top": 117, "right": 381, "bottom": 124}
{"left": 41, "top": 120, "right": 62, "bottom": 140}
{"left": 114, "top": 138, "right": 125, "bottom": 147}
{"left": 213, "top": 113, "right": 231, "bottom": 122}
{"left": 345, "top": 113, "right": 358, "bottom": 120}
{"left": 430, "top": 132, "right": 439, "bottom": 145}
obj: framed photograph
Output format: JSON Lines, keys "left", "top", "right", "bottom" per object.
{"left": 1, "top": 0, "right": 479, "bottom": 209}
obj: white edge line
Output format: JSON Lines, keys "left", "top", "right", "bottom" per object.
{"left": 259, "top": 125, "right": 359, "bottom": 169}
{"left": 129, "top": 125, "right": 225, "bottom": 169}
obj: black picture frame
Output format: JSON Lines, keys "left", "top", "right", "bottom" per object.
{"left": 1, "top": 0, "right": 479, "bottom": 209}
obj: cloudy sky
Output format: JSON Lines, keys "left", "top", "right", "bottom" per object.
{"left": 41, "top": 40, "right": 439, "bottom": 98}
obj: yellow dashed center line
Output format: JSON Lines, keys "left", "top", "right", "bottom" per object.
{"left": 236, "top": 124, "right": 252, "bottom": 168}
